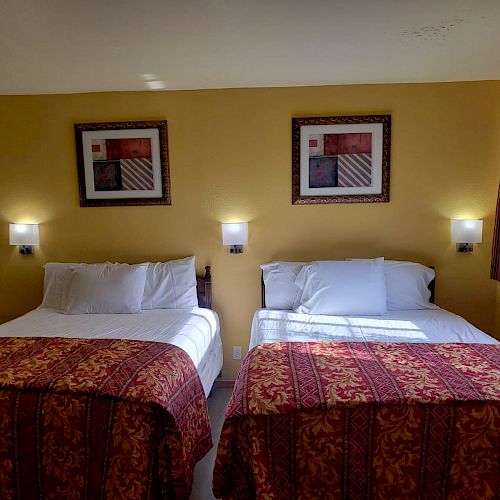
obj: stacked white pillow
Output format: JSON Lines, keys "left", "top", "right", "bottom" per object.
{"left": 260, "top": 261, "right": 305, "bottom": 310}
{"left": 261, "top": 258, "right": 437, "bottom": 315}
{"left": 41, "top": 262, "right": 87, "bottom": 309}
{"left": 295, "top": 258, "right": 387, "bottom": 316}
{"left": 41, "top": 256, "right": 199, "bottom": 314}
{"left": 141, "top": 257, "right": 198, "bottom": 309}
{"left": 382, "top": 260, "right": 438, "bottom": 311}
{"left": 61, "top": 263, "right": 148, "bottom": 314}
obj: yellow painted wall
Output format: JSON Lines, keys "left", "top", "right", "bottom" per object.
{"left": 1, "top": 81, "right": 499, "bottom": 378}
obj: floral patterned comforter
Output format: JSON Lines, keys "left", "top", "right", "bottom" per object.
{"left": 0, "top": 336, "right": 211, "bottom": 499}
{"left": 214, "top": 341, "right": 500, "bottom": 499}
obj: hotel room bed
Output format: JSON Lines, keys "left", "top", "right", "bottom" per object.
{"left": 214, "top": 261, "right": 500, "bottom": 500}
{"left": 0, "top": 263, "right": 222, "bottom": 499}
{"left": 0, "top": 306, "right": 222, "bottom": 397}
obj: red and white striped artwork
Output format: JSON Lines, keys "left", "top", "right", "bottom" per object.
{"left": 120, "top": 158, "right": 154, "bottom": 190}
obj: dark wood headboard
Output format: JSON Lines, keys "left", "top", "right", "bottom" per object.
{"left": 428, "top": 270, "right": 435, "bottom": 304}
{"left": 261, "top": 266, "right": 436, "bottom": 308}
{"left": 261, "top": 273, "right": 267, "bottom": 309}
{"left": 197, "top": 266, "right": 212, "bottom": 308}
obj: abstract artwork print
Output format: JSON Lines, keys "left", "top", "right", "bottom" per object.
{"left": 308, "top": 133, "right": 372, "bottom": 188}
{"left": 74, "top": 120, "right": 170, "bottom": 206}
{"left": 92, "top": 138, "right": 154, "bottom": 191}
{"left": 292, "top": 115, "right": 390, "bottom": 204}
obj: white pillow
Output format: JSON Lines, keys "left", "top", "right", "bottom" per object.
{"left": 41, "top": 262, "right": 86, "bottom": 309}
{"left": 348, "top": 259, "right": 438, "bottom": 310}
{"left": 384, "top": 260, "right": 438, "bottom": 310}
{"left": 260, "top": 261, "right": 306, "bottom": 310}
{"left": 141, "top": 256, "right": 198, "bottom": 309}
{"left": 61, "top": 263, "right": 148, "bottom": 314}
{"left": 295, "top": 258, "right": 387, "bottom": 316}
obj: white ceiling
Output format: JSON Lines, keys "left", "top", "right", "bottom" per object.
{"left": 0, "top": 0, "right": 499, "bottom": 95}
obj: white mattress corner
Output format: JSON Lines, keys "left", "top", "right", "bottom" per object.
{"left": 250, "top": 307, "right": 498, "bottom": 349}
{"left": 0, "top": 306, "right": 223, "bottom": 397}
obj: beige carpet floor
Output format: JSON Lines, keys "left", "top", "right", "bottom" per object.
{"left": 190, "top": 387, "right": 232, "bottom": 500}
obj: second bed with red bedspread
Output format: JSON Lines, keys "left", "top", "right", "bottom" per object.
{"left": 0, "top": 336, "right": 211, "bottom": 499}
{"left": 214, "top": 341, "right": 500, "bottom": 499}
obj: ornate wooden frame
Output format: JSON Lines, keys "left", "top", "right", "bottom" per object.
{"left": 292, "top": 115, "right": 391, "bottom": 204}
{"left": 74, "top": 120, "right": 170, "bottom": 207}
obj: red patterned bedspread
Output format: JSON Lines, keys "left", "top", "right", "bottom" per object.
{"left": 214, "top": 342, "right": 500, "bottom": 499}
{"left": 0, "top": 337, "right": 211, "bottom": 499}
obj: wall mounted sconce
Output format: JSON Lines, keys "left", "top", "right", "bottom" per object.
{"left": 9, "top": 224, "right": 39, "bottom": 255}
{"left": 451, "top": 219, "right": 482, "bottom": 253}
{"left": 222, "top": 222, "right": 248, "bottom": 254}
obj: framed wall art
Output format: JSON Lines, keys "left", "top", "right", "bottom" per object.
{"left": 292, "top": 115, "right": 391, "bottom": 204}
{"left": 74, "top": 120, "right": 170, "bottom": 207}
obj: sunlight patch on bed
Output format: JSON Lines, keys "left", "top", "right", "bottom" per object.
{"left": 347, "top": 317, "right": 429, "bottom": 341}
{"left": 253, "top": 310, "right": 430, "bottom": 345}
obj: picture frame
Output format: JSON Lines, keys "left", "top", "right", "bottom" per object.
{"left": 292, "top": 115, "right": 391, "bottom": 204}
{"left": 74, "top": 120, "right": 170, "bottom": 207}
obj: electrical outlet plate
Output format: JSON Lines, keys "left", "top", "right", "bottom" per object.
{"left": 233, "top": 346, "right": 242, "bottom": 360}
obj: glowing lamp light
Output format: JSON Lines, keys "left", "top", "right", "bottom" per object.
{"left": 451, "top": 219, "right": 482, "bottom": 253}
{"left": 222, "top": 222, "right": 248, "bottom": 254}
{"left": 9, "top": 224, "right": 40, "bottom": 255}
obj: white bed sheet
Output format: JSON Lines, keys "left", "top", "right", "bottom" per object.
{"left": 250, "top": 308, "right": 498, "bottom": 349}
{"left": 0, "top": 307, "right": 222, "bottom": 397}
